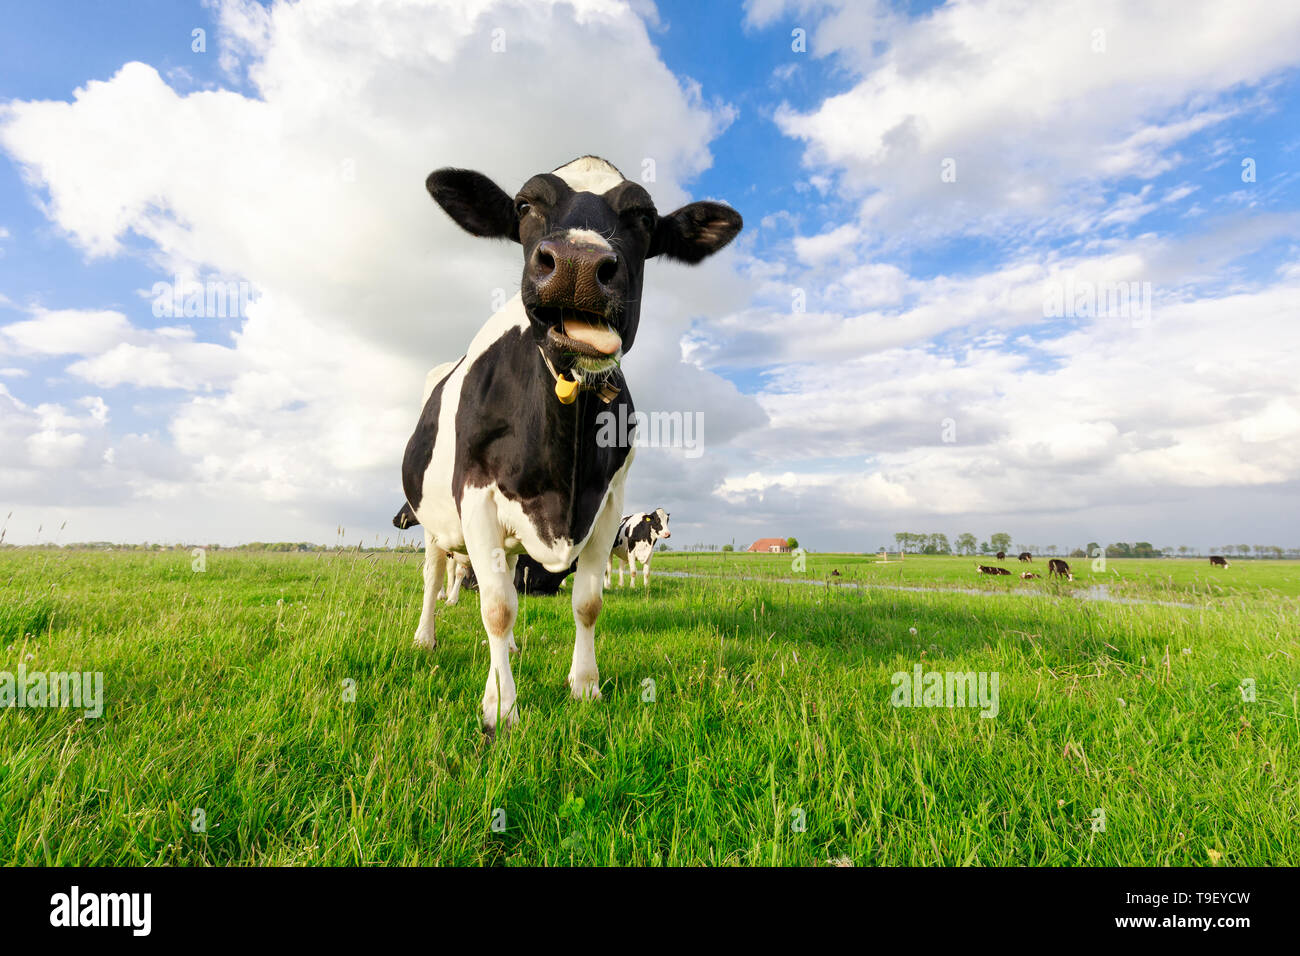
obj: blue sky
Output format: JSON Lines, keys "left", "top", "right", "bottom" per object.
{"left": 2, "top": 0, "right": 1299, "bottom": 551}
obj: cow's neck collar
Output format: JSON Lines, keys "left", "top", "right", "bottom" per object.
{"left": 536, "top": 345, "right": 620, "bottom": 406}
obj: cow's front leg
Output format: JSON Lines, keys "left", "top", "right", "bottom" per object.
{"left": 463, "top": 500, "right": 518, "bottom": 731}
{"left": 569, "top": 504, "right": 622, "bottom": 700}
{"left": 642, "top": 552, "right": 652, "bottom": 588}
{"left": 603, "top": 554, "right": 613, "bottom": 589}
{"left": 414, "top": 530, "right": 445, "bottom": 650}
{"left": 627, "top": 551, "right": 639, "bottom": 589}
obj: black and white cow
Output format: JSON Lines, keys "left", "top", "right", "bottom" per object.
{"left": 397, "top": 156, "right": 740, "bottom": 731}
{"left": 976, "top": 563, "right": 1011, "bottom": 576}
{"left": 606, "top": 508, "right": 671, "bottom": 588}
{"left": 1018, "top": 552, "right": 1032, "bottom": 562}
{"left": 1209, "top": 555, "right": 1230, "bottom": 568}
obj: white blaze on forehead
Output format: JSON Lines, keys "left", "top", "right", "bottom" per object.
{"left": 566, "top": 228, "right": 612, "bottom": 250}
{"left": 552, "top": 156, "right": 625, "bottom": 194}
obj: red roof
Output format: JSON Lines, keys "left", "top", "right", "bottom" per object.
{"left": 748, "top": 537, "right": 790, "bottom": 552}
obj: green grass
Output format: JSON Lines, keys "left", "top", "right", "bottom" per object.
{"left": 0, "top": 549, "right": 1296, "bottom": 865}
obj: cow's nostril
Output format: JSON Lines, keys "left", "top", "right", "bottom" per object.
{"left": 596, "top": 255, "right": 618, "bottom": 288}
{"left": 534, "top": 248, "right": 556, "bottom": 279}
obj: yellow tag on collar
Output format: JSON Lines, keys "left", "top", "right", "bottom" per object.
{"left": 555, "top": 375, "right": 580, "bottom": 404}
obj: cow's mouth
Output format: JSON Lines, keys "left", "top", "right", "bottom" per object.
{"left": 538, "top": 307, "right": 623, "bottom": 371}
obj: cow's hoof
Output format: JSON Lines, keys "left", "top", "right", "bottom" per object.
{"left": 445, "top": 597, "right": 459, "bottom": 607}
{"left": 413, "top": 626, "right": 437, "bottom": 651}
{"left": 567, "top": 671, "right": 602, "bottom": 701}
{"left": 481, "top": 697, "right": 519, "bottom": 733}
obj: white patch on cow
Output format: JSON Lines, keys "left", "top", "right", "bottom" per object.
{"left": 566, "top": 227, "right": 613, "bottom": 250}
{"left": 552, "top": 155, "right": 625, "bottom": 195}
{"left": 413, "top": 294, "right": 531, "bottom": 555}
{"left": 422, "top": 359, "right": 458, "bottom": 405}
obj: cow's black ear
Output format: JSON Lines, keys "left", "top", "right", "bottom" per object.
{"left": 648, "top": 201, "right": 742, "bottom": 262}
{"left": 426, "top": 168, "right": 519, "bottom": 242}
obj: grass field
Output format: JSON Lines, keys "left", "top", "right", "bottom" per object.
{"left": 1, "top": 548, "right": 1296, "bottom": 865}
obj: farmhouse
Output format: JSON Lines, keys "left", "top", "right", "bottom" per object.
{"left": 749, "top": 537, "right": 791, "bottom": 553}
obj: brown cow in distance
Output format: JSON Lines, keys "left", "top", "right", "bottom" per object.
{"left": 1048, "top": 558, "right": 1074, "bottom": 581}
{"left": 1018, "top": 552, "right": 1032, "bottom": 562}
{"left": 995, "top": 551, "right": 1006, "bottom": 560}
{"left": 1209, "top": 555, "right": 1229, "bottom": 567}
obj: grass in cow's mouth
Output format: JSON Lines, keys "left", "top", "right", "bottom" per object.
{"left": 0, "top": 548, "right": 1296, "bottom": 865}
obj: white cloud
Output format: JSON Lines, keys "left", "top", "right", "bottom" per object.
{"left": 0, "top": 0, "right": 763, "bottom": 540}
{"left": 767, "top": 0, "right": 1300, "bottom": 237}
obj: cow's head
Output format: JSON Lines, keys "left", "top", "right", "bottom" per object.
{"left": 646, "top": 507, "right": 671, "bottom": 540}
{"left": 425, "top": 156, "right": 742, "bottom": 376}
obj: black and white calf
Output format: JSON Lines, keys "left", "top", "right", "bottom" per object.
{"left": 397, "top": 156, "right": 740, "bottom": 730}
{"left": 606, "top": 508, "right": 671, "bottom": 588}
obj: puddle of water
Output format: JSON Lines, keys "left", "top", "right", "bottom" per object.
{"left": 654, "top": 570, "right": 1197, "bottom": 609}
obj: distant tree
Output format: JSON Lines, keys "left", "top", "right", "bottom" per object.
{"left": 1107, "top": 542, "right": 1133, "bottom": 557}
{"left": 1069, "top": 548, "right": 1087, "bottom": 558}
{"left": 1086, "top": 541, "right": 1101, "bottom": 557}
{"left": 924, "top": 533, "right": 951, "bottom": 555}
{"left": 979, "top": 540, "right": 991, "bottom": 554}
{"left": 990, "top": 532, "right": 1012, "bottom": 553}
{"left": 787, "top": 537, "right": 799, "bottom": 550}
{"left": 955, "top": 533, "right": 977, "bottom": 556}
{"left": 721, "top": 544, "right": 734, "bottom": 552}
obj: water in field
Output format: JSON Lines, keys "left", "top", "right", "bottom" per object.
{"left": 654, "top": 570, "right": 1199, "bottom": 608}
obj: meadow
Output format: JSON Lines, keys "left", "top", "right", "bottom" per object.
{"left": 0, "top": 548, "right": 1296, "bottom": 865}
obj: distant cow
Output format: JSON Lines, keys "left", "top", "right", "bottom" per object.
{"left": 1048, "top": 558, "right": 1074, "bottom": 581}
{"left": 976, "top": 563, "right": 1011, "bottom": 576}
{"left": 1018, "top": 552, "right": 1032, "bottom": 562}
{"left": 995, "top": 551, "right": 1006, "bottom": 560}
{"left": 1209, "top": 555, "right": 1230, "bottom": 568}
{"left": 607, "top": 508, "right": 671, "bottom": 588}
{"left": 1020, "top": 571, "right": 1040, "bottom": 580}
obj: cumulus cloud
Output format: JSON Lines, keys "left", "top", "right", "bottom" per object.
{"left": 764, "top": 0, "right": 1300, "bottom": 238}
{"left": 0, "top": 0, "right": 764, "bottom": 541}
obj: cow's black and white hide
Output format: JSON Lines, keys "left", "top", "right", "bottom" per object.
{"left": 396, "top": 156, "right": 740, "bottom": 731}
{"left": 606, "top": 508, "right": 671, "bottom": 588}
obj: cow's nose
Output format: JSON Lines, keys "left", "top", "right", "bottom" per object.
{"left": 661, "top": 530, "right": 671, "bottom": 537}
{"left": 530, "top": 238, "right": 618, "bottom": 311}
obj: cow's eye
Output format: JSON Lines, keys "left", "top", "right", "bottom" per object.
{"left": 638, "top": 213, "right": 654, "bottom": 232}
{"left": 515, "top": 200, "right": 531, "bottom": 218}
